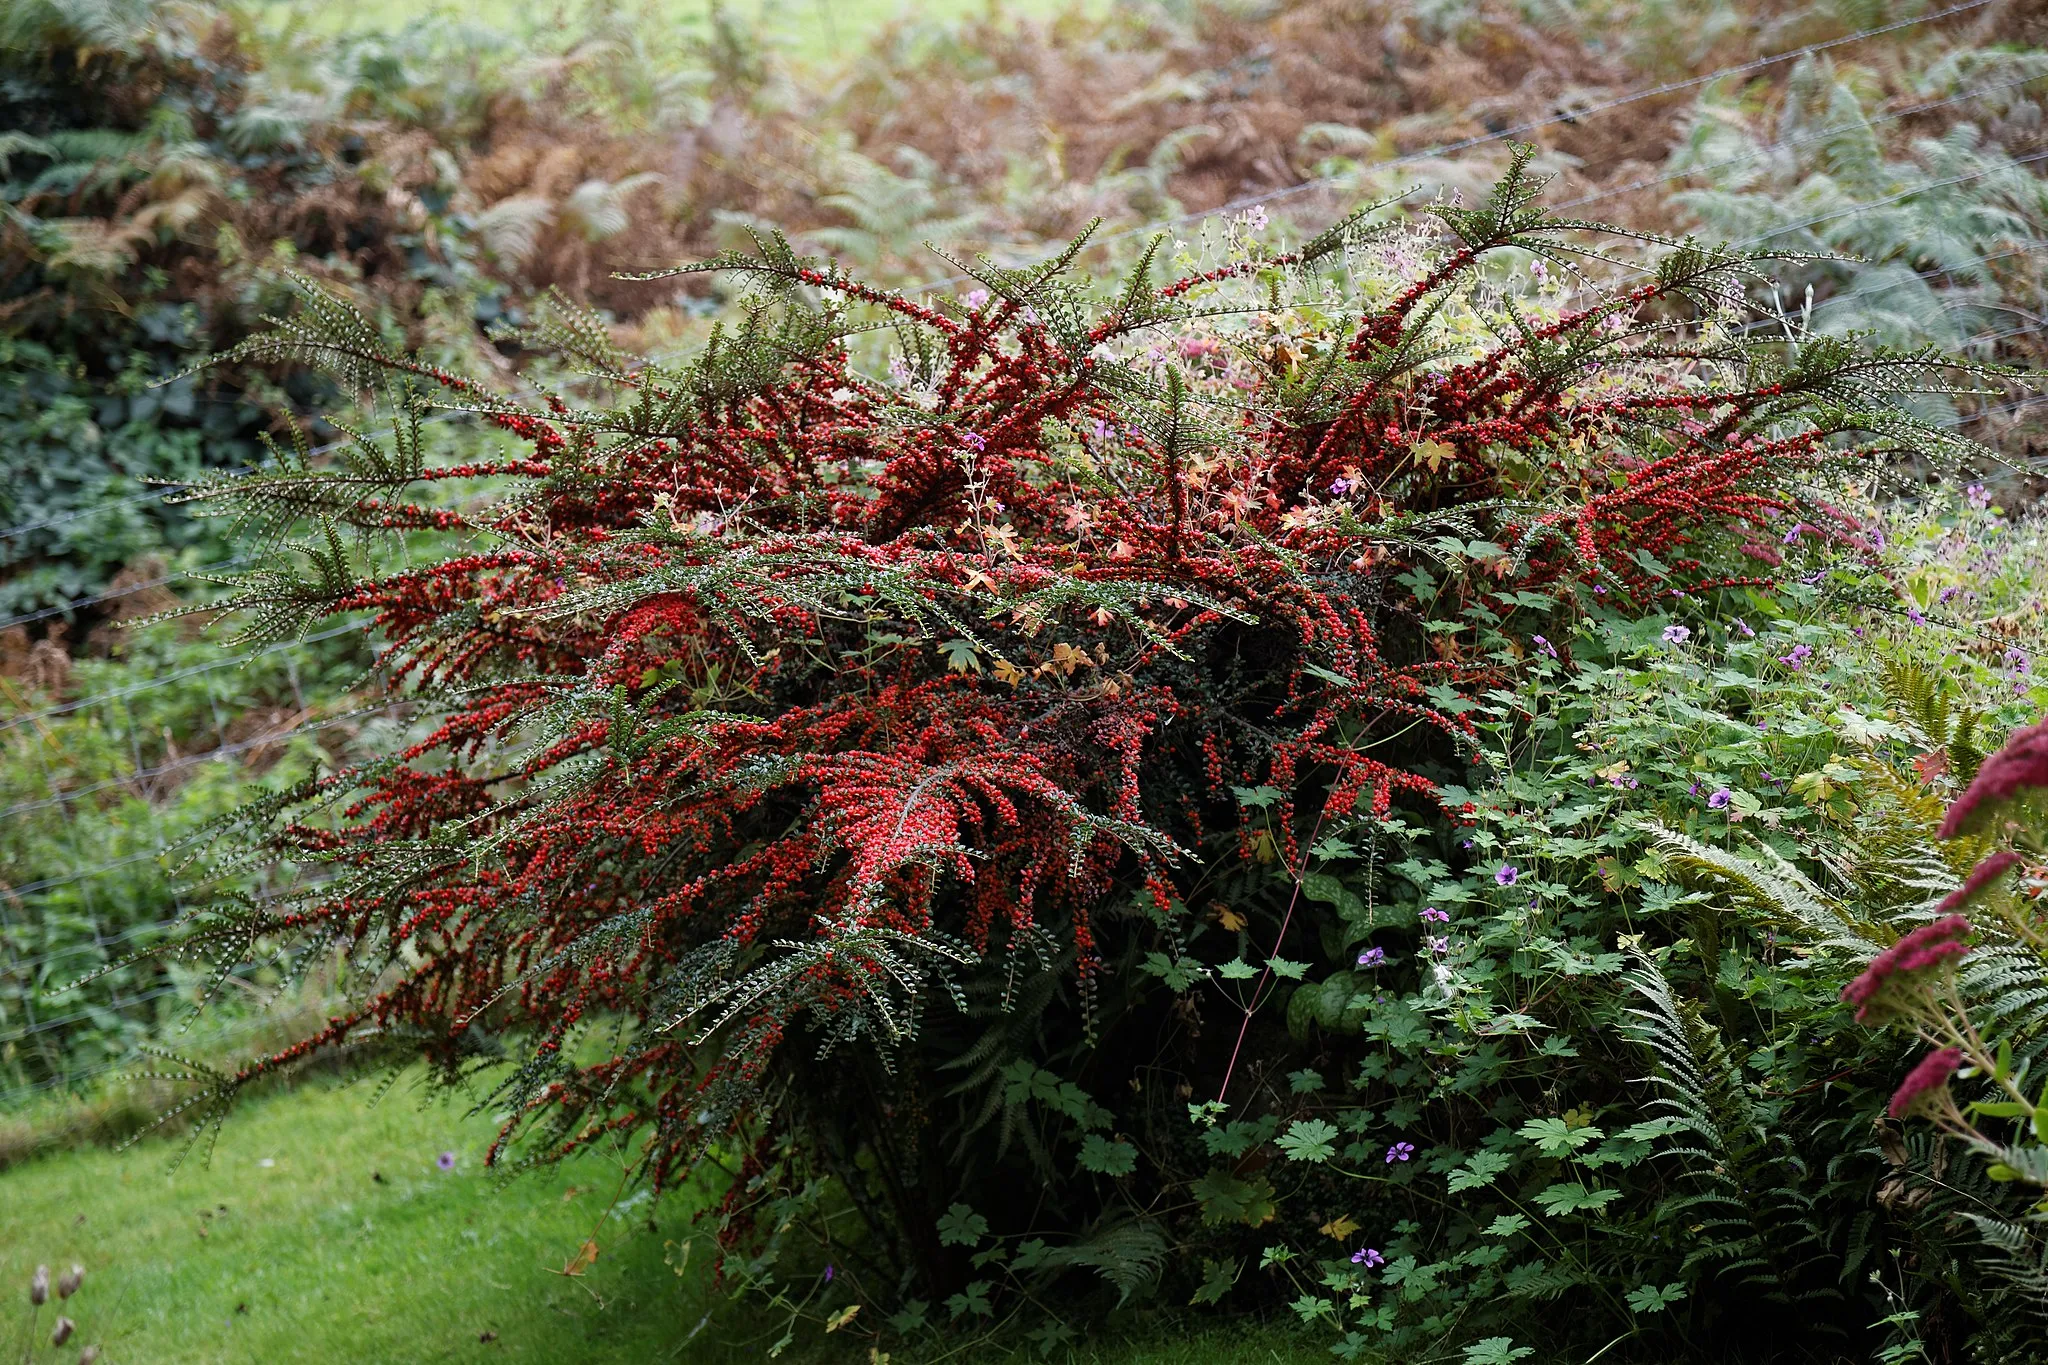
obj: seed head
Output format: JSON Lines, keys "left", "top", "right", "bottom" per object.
{"left": 57, "top": 1264, "right": 82, "bottom": 1299}
{"left": 1888, "top": 1047, "right": 1963, "bottom": 1121}
{"left": 30, "top": 1264, "right": 49, "bottom": 1306}
{"left": 1940, "top": 718, "right": 2048, "bottom": 839}
{"left": 51, "top": 1316, "right": 75, "bottom": 1347}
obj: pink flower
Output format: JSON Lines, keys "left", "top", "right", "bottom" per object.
{"left": 1939, "top": 717, "right": 2048, "bottom": 839}
{"left": 1937, "top": 851, "right": 2023, "bottom": 913}
{"left": 1840, "top": 915, "right": 1972, "bottom": 1024}
{"left": 1887, "top": 1047, "right": 1962, "bottom": 1120}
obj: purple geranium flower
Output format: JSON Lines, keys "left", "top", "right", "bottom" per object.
{"left": 1357, "top": 947, "right": 1386, "bottom": 969}
{"left": 1707, "top": 788, "right": 1732, "bottom": 810}
{"left": 1532, "top": 635, "right": 1558, "bottom": 659}
{"left": 1385, "top": 1141, "right": 1415, "bottom": 1164}
{"left": 436, "top": 1151, "right": 456, "bottom": 1172}
{"left": 1420, "top": 907, "right": 1449, "bottom": 923}
{"left": 1662, "top": 624, "right": 1690, "bottom": 646}
{"left": 1351, "top": 1247, "right": 1385, "bottom": 1268}
{"left": 1495, "top": 865, "right": 1519, "bottom": 887}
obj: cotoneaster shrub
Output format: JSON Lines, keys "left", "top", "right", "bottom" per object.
{"left": 152, "top": 150, "right": 2015, "bottom": 1354}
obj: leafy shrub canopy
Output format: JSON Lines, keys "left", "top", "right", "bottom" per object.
{"left": 168, "top": 151, "right": 2012, "bottom": 1333}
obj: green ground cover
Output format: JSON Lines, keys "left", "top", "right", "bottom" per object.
{"left": 0, "top": 1076, "right": 1324, "bottom": 1363}
{"left": 266, "top": 0, "right": 1099, "bottom": 63}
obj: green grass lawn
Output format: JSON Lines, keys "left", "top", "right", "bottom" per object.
{"left": 0, "top": 1074, "right": 720, "bottom": 1363}
{"left": 0, "top": 1075, "right": 1324, "bottom": 1363}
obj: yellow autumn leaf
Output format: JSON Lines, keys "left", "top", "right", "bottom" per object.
{"left": 826, "top": 1305, "right": 861, "bottom": 1332}
{"left": 1319, "top": 1215, "right": 1360, "bottom": 1241}
{"left": 1216, "top": 906, "right": 1248, "bottom": 933}
{"left": 992, "top": 659, "right": 1025, "bottom": 686}
{"left": 1414, "top": 438, "right": 1455, "bottom": 473}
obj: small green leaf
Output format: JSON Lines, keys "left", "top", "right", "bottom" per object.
{"left": 1139, "top": 951, "right": 1207, "bottom": 992}
{"left": 1625, "top": 1282, "right": 1688, "bottom": 1314}
{"left": 1448, "top": 1149, "right": 1513, "bottom": 1192}
{"left": 886, "top": 1299, "right": 931, "bottom": 1334}
{"left": 945, "top": 1281, "right": 993, "bottom": 1318}
{"left": 1192, "top": 1168, "right": 1277, "bottom": 1226}
{"left": 1189, "top": 1257, "right": 1240, "bottom": 1305}
{"left": 1217, "top": 958, "right": 1260, "bottom": 980}
{"left": 1518, "top": 1116, "right": 1602, "bottom": 1157}
{"left": 1462, "top": 1338, "right": 1535, "bottom": 1365}
{"left": 1289, "top": 1293, "right": 1335, "bottom": 1324}
{"left": 1265, "top": 956, "right": 1309, "bottom": 980}
{"left": 1278, "top": 1118, "right": 1340, "bottom": 1163}
{"left": 937, "top": 1203, "right": 990, "bottom": 1247}
{"left": 1078, "top": 1135, "right": 1138, "bottom": 1177}
{"left": 1532, "top": 1183, "right": 1622, "bottom": 1216}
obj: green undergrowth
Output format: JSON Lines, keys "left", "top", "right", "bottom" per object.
{"left": 267, "top": 0, "right": 1099, "bottom": 64}
{"left": 0, "top": 1073, "right": 1326, "bottom": 1363}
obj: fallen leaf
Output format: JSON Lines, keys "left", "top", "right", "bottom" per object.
{"left": 1319, "top": 1215, "right": 1360, "bottom": 1241}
